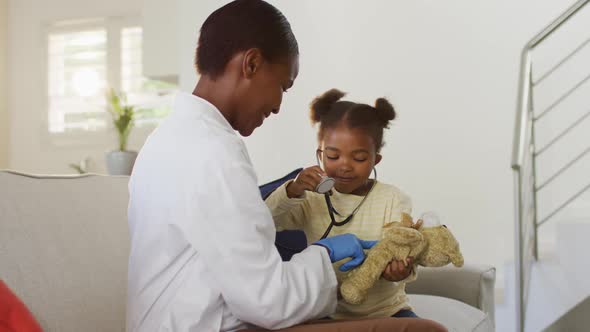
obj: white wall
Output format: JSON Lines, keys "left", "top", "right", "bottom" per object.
{"left": 0, "top": 0, "right": 8, "bottom": 169}
{"left": 8, "top": 0, "right": 142, "bottom": 174}
{"left": 177, "top": 0, "right": 583, "bottom": 270}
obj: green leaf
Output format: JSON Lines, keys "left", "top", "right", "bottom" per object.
{"left": 106, "top": 87, "right": 136, "bottom": 151}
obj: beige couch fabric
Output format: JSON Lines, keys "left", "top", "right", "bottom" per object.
{"left": 0, "top": 171, "right": 495, "bottom": 332}
{"left": 0, "top": 171, "right": 130, "bottom": 332}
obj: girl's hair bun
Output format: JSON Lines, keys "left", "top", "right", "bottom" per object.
{"left": 374, "top": 97, "right": 396, "bottom": 126}
{"left": 310, "top": 88, "right": 346, "bottom": 124}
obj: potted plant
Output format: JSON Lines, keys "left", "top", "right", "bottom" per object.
{"left": 105, "top": 88, "right": 138, "bottom": 175}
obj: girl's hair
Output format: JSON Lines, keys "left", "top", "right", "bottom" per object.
{"left": 196, "top": 0, "right": 298, "bottom": 79}
{"left": 310, "top": 89, "right": 396, "bottom": 152}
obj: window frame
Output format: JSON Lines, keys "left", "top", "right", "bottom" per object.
{"left": 41, "top": 16, "right": 157, "bottom": 148}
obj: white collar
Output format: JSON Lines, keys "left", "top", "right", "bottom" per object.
{"left": 173, "top": 92, "right": 236, "bottom": 135}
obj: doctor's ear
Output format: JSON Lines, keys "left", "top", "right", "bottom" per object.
{"left": 243, "top": 48, "right": 262, "bottom": 78}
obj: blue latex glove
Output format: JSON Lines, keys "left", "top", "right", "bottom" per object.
{"left": 313, "top": 233, "right": 378, "bottom": 272}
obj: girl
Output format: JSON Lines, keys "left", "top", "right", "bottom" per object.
{"left": 266, "top": 88, "right": 421, "bottom": 320}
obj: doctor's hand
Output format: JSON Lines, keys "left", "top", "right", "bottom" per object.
{"left": 286, "top": 166, "right": 326, "bottom": 198}
{"left": 313, "top": 234, "right": 378, "bottom": 272}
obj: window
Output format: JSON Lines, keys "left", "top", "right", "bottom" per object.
{"left": 47, "top": 18, "right": 175, "bottom": 134}
{"left": 48, "top": 28, "right": 107, "bottom": 132}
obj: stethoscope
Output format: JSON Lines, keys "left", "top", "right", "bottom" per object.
{"left": 274, "top": 152, "right": 377, "bottom": 255}
{"left": 315, "top": 150, "right": 376, "bottom": 239}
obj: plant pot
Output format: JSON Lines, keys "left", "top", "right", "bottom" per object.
{"left": 106, "top": 150, "right": 138, "bottom": 176}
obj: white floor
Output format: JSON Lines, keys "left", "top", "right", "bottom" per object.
{"left": 495, "top": 263, "right": 517, "bottom": 332}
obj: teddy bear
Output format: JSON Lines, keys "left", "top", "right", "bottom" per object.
{"left": 340, "top": 213, "right": 464, "bottom": 305}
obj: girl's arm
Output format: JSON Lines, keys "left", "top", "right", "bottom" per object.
{"left": 265, "top": 180, "right": 309, "bottom": 231}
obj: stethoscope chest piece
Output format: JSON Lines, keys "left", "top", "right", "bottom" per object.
{"left": 315, "top": 176, "right": 335, "bottom": 194}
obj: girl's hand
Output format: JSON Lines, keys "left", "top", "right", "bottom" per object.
{"left": 286, "top": 166, "right": 327, "bottom": 198}
{"left": 382, "top": 257, "right": 414, "bottom": 282}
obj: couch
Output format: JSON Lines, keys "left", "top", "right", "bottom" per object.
{"left": 0, "top": 171, "right": 495, "bottom": 331}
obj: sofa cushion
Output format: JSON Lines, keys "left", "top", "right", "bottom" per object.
{"left": 408, "top": 294, "right": 494, "bottom": 332}
{"left": 406, "top": 265, "right": 496, "bottom": 323}
{"left": 0, "top": 172, "right": 130, "bottom": 332}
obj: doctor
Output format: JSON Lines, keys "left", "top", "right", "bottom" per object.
{"left": 126, "top": 1, "right": 377, "bottom": 331}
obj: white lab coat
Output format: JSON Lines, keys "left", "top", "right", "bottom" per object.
{"left": 127, "top": 92, "right": 338, "bottom": 332}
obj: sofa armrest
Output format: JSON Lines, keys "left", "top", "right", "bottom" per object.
{"left": 405, "top": 263, "right": 496, "bottom": 322}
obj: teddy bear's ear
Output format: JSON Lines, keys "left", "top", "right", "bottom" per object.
{"left": 400, "top": 213, "right": 414, "bottom": 227}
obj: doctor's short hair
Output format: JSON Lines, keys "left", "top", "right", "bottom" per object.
{"left": 196, "top": 0, "right": 299, "bottom": 78}
{"left": 310, "top": 89, "right": 397, "bottom": 153}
